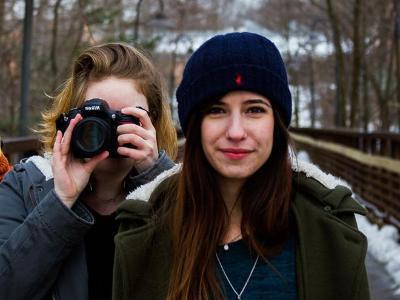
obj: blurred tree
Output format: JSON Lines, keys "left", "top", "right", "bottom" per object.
{"left": 325, "top": 0, "right": 347, "bottom": 127}
{"left": 0, "top": 0, "right": 4, "bottom": 39}
{"left": 50, "top": 0, "right": 63, "bottom": 83}
{"left": 365, "top": 0, "right": 395, "bottom": 130}
{"left": 350, "top": 0, "right": 361, "bottom": 128}
{"left": 360, "top": 2, "right": 370, "bottom": 132}
{"left": 19, "top": 0, "right": 33, "bottom": 135}
{"left": 394, "top": 0, "right": 400, "bottom": 130}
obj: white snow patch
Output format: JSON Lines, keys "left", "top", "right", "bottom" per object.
{"left": 356, "top": 214, "right": 400, "bottom": 294}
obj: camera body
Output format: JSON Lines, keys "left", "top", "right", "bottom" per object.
{"left": 56, "top": 98, "right": 140, "bottom": 158}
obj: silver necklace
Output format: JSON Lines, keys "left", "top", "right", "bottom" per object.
{"left": 215, "top": 253, "right": 259, "bottom": 300}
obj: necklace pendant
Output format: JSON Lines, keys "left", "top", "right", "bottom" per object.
{"left": 223, "top": 244, "right": 229, "bottom": 251}
{"left": 216, "top": 254, "right": 259, "bottom": 300}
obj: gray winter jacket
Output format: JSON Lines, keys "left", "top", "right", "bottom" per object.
{"left": 0, "top": 151, "right": 175, "bottom": 300}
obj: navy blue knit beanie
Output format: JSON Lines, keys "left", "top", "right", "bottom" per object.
{"left": 176, "top": 32, "right": 292, "bottom": 134}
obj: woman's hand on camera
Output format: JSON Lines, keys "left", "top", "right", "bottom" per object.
{"left": 117, "top": 107, "right": 158, "bottom": 173}
{"left": 52, "top": 114, "right": 109, "bottom": 208}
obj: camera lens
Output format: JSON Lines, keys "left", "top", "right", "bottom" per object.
{"left": 72, "top": 117, "right": 111, "bottom": 157}
{"left": 78, "top": 121, "right": 103, "bottom": 149}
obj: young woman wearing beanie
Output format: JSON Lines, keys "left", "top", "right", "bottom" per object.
{"left": 0, "top": 43, "right": 177, "bottom": 300}
{"left": 113, "top": 32, "right": 370, "bottom": 300}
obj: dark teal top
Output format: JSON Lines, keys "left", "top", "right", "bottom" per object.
{"left": 216, "top": 237, "right": 297, "bottom": 300}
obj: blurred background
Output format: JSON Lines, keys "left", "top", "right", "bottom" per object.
{"left": 0, "top": 1, "right": 400, "bottom": 298}
{"left": 0, "top": 0, "right": 400, "bottom": 134}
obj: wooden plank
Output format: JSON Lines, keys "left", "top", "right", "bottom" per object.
{"left": 291, "top": 128, "right": 400, "bottom": 159}
{"left": 2, "top": 136, "right": 41, "bottom": 154}
{"left": 292, "top": 133, "right": 400, "bottom": 175}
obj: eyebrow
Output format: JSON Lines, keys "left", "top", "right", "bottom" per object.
{"left": 244, "top": 99, "right": 272, "bottom": 107}
{"left": 215, "top": 98, "right": 272, "bottom": 108}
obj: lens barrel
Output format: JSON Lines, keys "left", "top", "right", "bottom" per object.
{"left": 71, "top": 117, "right": 111, "bottom": 157}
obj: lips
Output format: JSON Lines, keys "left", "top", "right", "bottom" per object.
{"left": 220, "top": 148, "right": 252, "bottom": 160}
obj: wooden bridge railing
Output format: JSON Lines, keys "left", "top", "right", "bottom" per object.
{"left": 291, "top": 127, "right": 400, "bottom": 160}
{"left": 291, "top": 130, "right": 400, "bottom": 231}
{"left": 2, "top": 136, "right": 42, "bottom": 164}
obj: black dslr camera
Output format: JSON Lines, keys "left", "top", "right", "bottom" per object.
{"left": 56, "top": 98, "right": 140, "bottom": 158}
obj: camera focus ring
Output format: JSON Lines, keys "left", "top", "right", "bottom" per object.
{"left": 71, "top": 117, "right": 111, "bottom": 158}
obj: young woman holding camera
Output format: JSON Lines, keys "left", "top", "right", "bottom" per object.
{"left": 0, "top": 43, "right": 177, "bottom": 299}
{"left": 113, "top": 32, "right": 370, "bottom": 300}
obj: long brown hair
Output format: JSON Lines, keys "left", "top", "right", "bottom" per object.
{"left": 37, "top": 42, "right": 177, "bottom": 159}
{"left": 165, "top": 107, "right": 294, "bottom": 300}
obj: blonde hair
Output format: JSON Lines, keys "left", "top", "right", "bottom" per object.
{"left": 38, "top": 43, "right": 177, "bottom": 159}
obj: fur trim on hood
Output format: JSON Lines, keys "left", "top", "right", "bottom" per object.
{"left": 26, "top": 153, "right": 54, "bottom": 181}
{"left": 125, "top": 164, "right": 182, "bottom": 200}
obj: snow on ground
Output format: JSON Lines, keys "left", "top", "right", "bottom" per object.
{"left": 297, "top": 151, "right": 400, "bottom": 294}
{"left": 356, "top": 215, "right": 400, "bottom": 294}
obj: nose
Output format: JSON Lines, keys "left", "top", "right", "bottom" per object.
{"left": 226, "top": 113, "right": 247, "bottom": 141}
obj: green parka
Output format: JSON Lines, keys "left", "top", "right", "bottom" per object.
{"left": 113, "top": 162, "right": 370, "bottom": 300}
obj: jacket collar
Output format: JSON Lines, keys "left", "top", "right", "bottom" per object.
{"left": 26, "top": 153, "right": 53, "bottom": 181}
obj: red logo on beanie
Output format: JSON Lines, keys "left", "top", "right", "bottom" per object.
{"left": 235, "top": 73, "right": 243, "bottom": 86}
